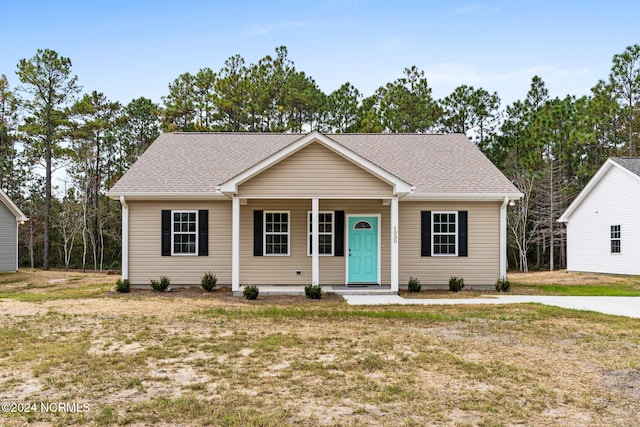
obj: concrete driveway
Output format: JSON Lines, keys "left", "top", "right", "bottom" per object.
{"left": 342, "top": 294, "right": 640, "bottom": 319}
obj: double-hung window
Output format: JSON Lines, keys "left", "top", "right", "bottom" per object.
{"left": 265, "top": 211, "right": 290, "bottom": 255}
{"left": 432, "top": 212, "right": 457, "bottom": 256}
{"left": 308, "top": 211, "right": 334, "bottom": 255}
{"left": 611, "top": 225, "right": 621, "bottom": 254}
{"left": 172, "top": 211, "right": 197, "bottom": 255}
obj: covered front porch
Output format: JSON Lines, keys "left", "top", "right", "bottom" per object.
{"left": 217, "top": 131, "right": 414, "bottom": 295}
{"left": 229, "top": 197, "right": 401, "bottom": 295}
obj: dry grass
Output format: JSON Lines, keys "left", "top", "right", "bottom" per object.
{"left": 508, "top": 270, "right": 637, "bottom": 286}
{"left": 1, "top": 270, "right": 640, "bottom": 426}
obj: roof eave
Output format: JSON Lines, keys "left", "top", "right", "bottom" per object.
{"left": 405, "top": 192, "right": 523, "bottom": 202}
{"left": 106, "top": 191, "right": 227, "bottom": 200}
{"left": 0, "top": 189, "right": 28, "bottom": 221}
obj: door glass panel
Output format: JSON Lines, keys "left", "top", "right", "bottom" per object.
{"left": 354, "top": 221, "right": 372, "bottom": 229}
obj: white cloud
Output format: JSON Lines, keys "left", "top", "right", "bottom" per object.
{"left": 246, "top": 21, "right": 310, "bottom": 36}
{"left": 423, "top": 62, "right": 595, "bottom": 104}
{"left": 454, "top": 4, "right": 485, "bottom": 14}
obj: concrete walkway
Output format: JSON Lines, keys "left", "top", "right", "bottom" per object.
{"left": 342, "top": 294, "right": 640, "bottom": 319}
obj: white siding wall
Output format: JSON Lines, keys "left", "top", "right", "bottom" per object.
{"left": 0, "top": 201, "right": 18, "bottom": 272}
{"left": 566, "top": 166, "right": 640, "bottom": 275}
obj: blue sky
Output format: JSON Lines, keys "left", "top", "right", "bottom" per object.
{"left": 2, "top": 1, "right": 639, "bottom": 107}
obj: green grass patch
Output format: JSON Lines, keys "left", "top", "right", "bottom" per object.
{"left": 515, "top": 283, "right": 640, "bottom": 296}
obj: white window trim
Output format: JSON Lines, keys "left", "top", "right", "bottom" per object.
{"left": 611, "top": 224, "right": 622, "bottom": 255}
{"left": 307, "top": 211, "right": 334, "bottom": 256}
{"left": 264, "top": 211, "right": 290, "bottom": 256}
{"left": 171, "top": 210, "right": 198, "bottom": 256}
{"left": 432, "top": 211, "right": 458, "bottom": 257}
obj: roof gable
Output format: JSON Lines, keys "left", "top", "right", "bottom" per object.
{"left": 0, "top": 189, "right": 28, "bottom": 221}
{"left": 219, "top": 131, "right": 413, "bottom": 196}
{"left": 559, "top": 158, "right": 640, "bottom": 222}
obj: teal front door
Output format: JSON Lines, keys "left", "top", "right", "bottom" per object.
{"left": 348, "top": 216, "right": 379, "bottom": 284}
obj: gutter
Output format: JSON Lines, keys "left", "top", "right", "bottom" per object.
{"left": 499, "top": 196, "right": 509, "bottom": 280}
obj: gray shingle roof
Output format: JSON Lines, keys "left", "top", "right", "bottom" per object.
{"left": 107, "top": 132, "right": 519, "bottom": 197}
{"left": 610, "top": 157, "right": 640, "bottom": 177}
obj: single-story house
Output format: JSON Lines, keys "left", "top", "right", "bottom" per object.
{"left": 559, "top": 157, "right": 640, "bottom": 275}
{"left": 0, "top": 189, "right": 28, "bottom": 272}
{"left": 107, "top": 131, "right": 521, "bottom": 293}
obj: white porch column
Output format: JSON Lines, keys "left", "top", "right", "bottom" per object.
{"left": 232, "top": 197, "right": 240, "bottom": 292}
{"left": 311, "top": 198, "right": 320, "bottom": 285}
{"left": 499, "top": 197, "right": 508, "bottom": 280}
{"left": 390, "top": 196, "right": 399, "bottom": 292}
{"left": 119, "top": 196, "right": 129, "bottom": 281}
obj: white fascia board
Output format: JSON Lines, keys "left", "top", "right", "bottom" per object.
{"left": 218, "top": 130, "right": 413, "bottom": 195}
{"left": 0, "top": 189, "right": 28, "bottom": 221}
{"left": 105, "top": 191, "right": 226, "bottom": 201}
{"left": 558, "top": 159, "right": 617, "bottom": 222}
{"left": 405, "top": 192, "right": 523, "bottom": 202}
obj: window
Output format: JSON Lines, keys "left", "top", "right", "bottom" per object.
{"left": 265, "top": 211, "right": 289, "bottom": 255}
{"left": 308, "top": 211, "right": 334, "bottom": 255}
{"left": 432, "top": 212, "right": 457, "bottom": 255}
{"left": 611, "top": 225, "right": 621, "bottom": 254}
{"left": 172, "top": 211, "right": 197, "bottom": 255}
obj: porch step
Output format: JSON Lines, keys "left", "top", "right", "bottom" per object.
{"left": 331, "top": 285, "right": 396, "bottom": 295}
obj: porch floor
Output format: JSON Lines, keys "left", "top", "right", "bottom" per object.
{"left": 235, "top": 284, "right": 395, "bottom": 296}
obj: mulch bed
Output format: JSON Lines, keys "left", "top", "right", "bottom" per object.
{"left": 105, "top": 287, "right": 345, "bottom": 304}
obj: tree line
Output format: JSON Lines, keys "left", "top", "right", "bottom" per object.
{"left": 1, "top": 45, "right": 639, "bottom": 272}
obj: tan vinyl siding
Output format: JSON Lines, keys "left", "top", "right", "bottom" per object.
{"left": 128, "top": 200, "right": 231, "bottom": 285}
{"left": 237, "top": 142, "right": 393, "bottom": 198}
{"left": 127, "top": 199, "right": 501, "bottom": 288}
{"left": 399, "top": 201, "right": 501, "bottom": 287}
{"left": 239, "top": 199, "right": 390, "bottom": 285}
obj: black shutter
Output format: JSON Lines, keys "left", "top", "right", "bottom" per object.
{"left": 421, "top": 211, "right": 431, "bottom": 256}
{"left": 253, "top": 210, "right": 263, "bottom": 256}
{"left": 161, "top": 210, "right": 171, "bottom": 256}
{"left": 198, "top": 210, "right": 208, "bottom": 256}
{"left": 334, "top": 210, "right": 345, "bottom": 256}
{"left": 458, "top": 211, "right": 468, "bottom": 257}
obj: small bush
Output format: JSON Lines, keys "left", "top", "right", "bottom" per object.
{"left": 115, "top": 279, "right": 130, "bottom": 293}
{"left": 304, "top": 284, "right": 323, "bottom": 299}
{"left": 150, "top": 276, "right": 170, "bottom": 292}
{"left": 449, "top": 276, "right": 465, "bottom": 292}
{"left": 201, "top": 271, "right": 217, "bottom": 292}
{"left": 408, "top": 276, "right": 421, "bottom": 293}
{"left": 243, "top": 285, "right": 259, "bottom": 300}
{"left": 495, "top": 277, "right": 511, "bottom": 292}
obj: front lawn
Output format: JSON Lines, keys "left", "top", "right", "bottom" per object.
{"left": 1, "top": 270, "right": 640, "bottom": 426}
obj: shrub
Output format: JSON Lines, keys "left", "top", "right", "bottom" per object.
{"left": 304, "top": 284, "right": 323, "bottom": 299}
{"left": 150, "top": 276, "right": 170, "bottom": 292}
{"left": 115, "top": 279, "right": 130, "bottom": 293}
{"left": 495, "top": 277, "right": 511, "bottom": 292}
{"left": 243, "top": 285, "right": 259, "bottom": 300}
{"left": 449, "top": 276, "right": 465, "bottom": 292}
{"left": 408, "top": 276, "right": 421, "bottom": 293}
{"left": 200, "top": 271, "right": 217, "bottom": 292}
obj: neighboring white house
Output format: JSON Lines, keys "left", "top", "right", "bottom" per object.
{"left": 558, "top": 158, "right": 640, "bottom": 275}
{"left": 0, "top": 189, "right": 28, "bottom": 272}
